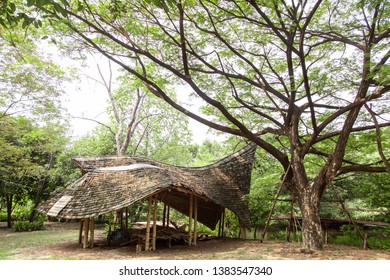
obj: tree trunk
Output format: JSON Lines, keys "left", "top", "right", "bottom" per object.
{"left": 298, "top": 188, "right": 323, "bottom": 252}
{"left": 6, "top": 195, "right": 13, "bottom": 228}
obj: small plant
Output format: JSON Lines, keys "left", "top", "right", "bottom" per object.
{"left": 13, "top": 219, "right": 45, "bottom": 232}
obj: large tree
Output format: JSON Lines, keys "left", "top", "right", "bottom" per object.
{"left": 29, "top": 0, "right": 390, "bottom": 251}
{"left": 0, "top": 116, "right": 68, "bottom": 227}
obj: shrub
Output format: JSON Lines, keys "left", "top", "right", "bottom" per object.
{"left": 13, "top": 220, "right": 45, "bottom": 232}
{"left": 12, "top": 201, "right": 34, "bottom": 221}
{"left": 0, "top": 212, "right": 7, "bottom": 222}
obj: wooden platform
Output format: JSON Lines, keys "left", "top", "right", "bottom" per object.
{"left": 272, "top": 216, "right": 389, "bottom": 228}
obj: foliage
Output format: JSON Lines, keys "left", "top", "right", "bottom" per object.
{"left": 0, "top": 24, "right": 70, "bottom": 121}
{"left": 0, "top": 115, "right": 69, "bottom": 225}
{"left": 26, "top": 0, "right": 390, "bottom": 251}
{"left": 13, "top": 219, "right": 45, "bottom": 232}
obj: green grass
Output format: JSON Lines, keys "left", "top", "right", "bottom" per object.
{"left": 0, "top": 225, "right": 78, "bottom": 260}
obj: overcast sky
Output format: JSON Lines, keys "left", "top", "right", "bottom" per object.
{"left": 61, "top": 55, "right": 220, "bottom": 144}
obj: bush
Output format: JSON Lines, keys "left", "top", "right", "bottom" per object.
{"left": 329, "top": 225, "right": 390, "bottom": 250}
{"left": 0, "top": 211, "right": 7, "bottom": 222}
{"left": 13, "top": 219, "right": 45, "bottom": 232}
{"left": 12, "top": 201, "right": 34, "bottom": 221}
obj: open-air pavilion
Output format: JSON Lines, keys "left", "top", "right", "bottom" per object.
{"left": 37, "top": 143, "right": 257, "bottom": 250}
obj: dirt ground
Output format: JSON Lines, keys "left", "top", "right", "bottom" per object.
{"left": 4, "top": 222, "right": 390, "bottom": 260}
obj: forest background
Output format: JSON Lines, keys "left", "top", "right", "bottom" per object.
{"left": 0, "top": 0, "right": 389, "bottom": 252}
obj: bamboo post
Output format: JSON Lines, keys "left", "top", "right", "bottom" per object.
{"left": 240, "top": 222, "right": 247, "bottom": 239}
{"left": 162, "top": 203, "right": 167, "bottom": 227}
{"left": 119, "top": 209, "right": 123, "bottom": 229}
{"left": 145, "top": 196, "right": 152, "bottom": 251}
{"left": 218, "top": 215, "right": 222, "bottom": 237}
{"left": 287, "top": 198, "right": 294, "bottom": 242}
{"left": 261, "top": 165, "right": 291, "bottom": 243}
{"left": 83, "top": 218, "right": 90, "bottom": 249}
{"left": 193, "top": 196, "right": 198, "bottom": 245}
{"left": 324, "top": 227, "right": 328, "bottom": 244}
{"left": 221, "top": 207, "right": 225, "bottom": 238}
{"left": 363, "top": 232, "right": 368, "bottom": 249}
{"left": 188, "top": 193, "right": 193, "bottom": 246}
{"left": 125, "top": 207, "right": 128, "bottom": 229}
{"left": 331, "top": 184, "right": 369, "bottom": 249}
{"left": 167, "top": 204, "right": 170, "bottom": 227}
{"left": 78, "top": 219, "right": 84, "bottom": 245}
{"left": 152, "top": 195, "right": 158, "bottom": 251}
{"left": 90, "top": 217, "right": 95, "bottom": 248}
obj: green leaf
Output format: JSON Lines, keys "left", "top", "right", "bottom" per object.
{"left": 27, "top": 0, "right": 36, "bottom": 7}
{"left": 60, "top": 0, "right": 69, "bottom": 7}
{"left": 36, "top": 0, "right": 50, "bottom": 8}
{"left": 53, "top": 2, "right": 67, "bottom": 17}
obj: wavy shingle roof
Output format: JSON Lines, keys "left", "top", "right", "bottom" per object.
{"left": 38, "top": 143, "right": 256, "bottom": 230}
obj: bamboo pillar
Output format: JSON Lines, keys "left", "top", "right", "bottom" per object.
{"left": 90, "top": 217, "right": 95, "bottom": 248}
{"left": 193, "top": 196, "right": 198, "bottom": 245}
{"left": 221, "top": 208, "right": 225, "bottom": 238}
{"left": 188, "top": 193, "right": 193, "bottom": 246}
{"left": 167, "top": 204, "right": 170, "bottom": 227}
{"left": 79, "top": 219, "right": 84, "bottom": 245}
{"left": 83, "top": 218, "right": 90, "bottom": 249}
{"left": 162, "top": 203, "right": 167, "bottom": 227}
{"left": 125, "top": 207, "right": 129, "bottom": 229}
{"left": 145, "top": 196, "right": 152, "bottom": 251}
{"left": 119, "top": 209, "right": 123, "bottom": 229}
{"left": 218, "top": 216, "right": 222, "bottom": 237}
{"left": 323, "top": 227, "right": 328, "bottom": 244}
{"left": 363, "top": 232, "right": 368, "bottom": 249}
{"left": 152, "top": 195, "right": 158, "bottom": 251}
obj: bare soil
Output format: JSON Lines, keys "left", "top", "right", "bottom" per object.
{"left": 4, "top": 222, "right": 390, "bottom": 260}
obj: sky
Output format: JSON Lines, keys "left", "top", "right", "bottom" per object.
{"left": 62, "top": 56, "right": 221, "bottom": 145}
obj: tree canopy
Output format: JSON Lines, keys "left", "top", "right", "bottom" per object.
{"left": 2, "top": 0, "right": 389, "bottom": 251}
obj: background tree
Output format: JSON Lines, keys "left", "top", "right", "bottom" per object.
{"left": 29, "top": 0, "right": 390, "bottom": 251}
{"left": 0, "top": 24, "right": 69, "bottom": 120}
{"left": 0, "top": 3, "right": 71, "bottom": 226}
{"left": 0, "top": 116, "right": 68, "bottom": 227}
{"left": 87, "top": 60, "right": 194, "bottom": 159}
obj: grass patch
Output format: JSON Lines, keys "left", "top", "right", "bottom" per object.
{"left": 0, "top": 226, "right": 78, "bottom": 260}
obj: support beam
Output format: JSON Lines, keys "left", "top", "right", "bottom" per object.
{"left": 162, "top": 203, "right": 167, "bottom": 227}
{"left": 145, "top": 196, "right": 152, "bottom": 251}
{"left": 90, "top": 217, "right": 95, "bottom": 248}
{"left": 221, "top": 208, "right": 225, "bottom": 238}
{"left": 188, "top": 193, "right": 193, "bottom": 246}
{"left": 83, "top": 218, "right": 90, "bottom": 249}
{"left": 167, "top": 204, "right": 170, "bottom": 227}
{"left": 125, "top": 207, "right": 128, "bottom": 229}
{"left": 152, "top": 195, "right": 158, "bottom": 251}
{"left": 79, "top": 219, "right": 84, "bottom": 245}
{"left": 193, "top": 196, "right": 198, "bottom": 245}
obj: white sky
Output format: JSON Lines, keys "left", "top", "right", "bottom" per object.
{"left": 61, "top": 56, "right": 221, "bottom": 144}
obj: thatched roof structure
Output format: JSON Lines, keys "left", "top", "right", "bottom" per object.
{"left": 38, "top": 143, "right": 256, "bottom": 230}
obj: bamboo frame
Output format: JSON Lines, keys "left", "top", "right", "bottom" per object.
{"left": 152, "top": 195, "right": 158, "bottom": 251}
{"left": 79, "top": 219, "right": 84, "bottom": 245}
{"left": 188, "top": 193, "right": 193, "bottom": 246}
{"left": 261, "top": 165, "right": 291, "bottom": 243}
{"left": 193, "top": 196, "right": 198, "bottom": 245}
{"left": 125, "top": 207, "right": 129, "bottom": 229}
{"left": 331, "top": 184, "right": 369, "bottom": 249}
{"left": 90, "top": 217, "right": 95, "bottom": 248}
{"left": 83, "top": 218, "right": 90, "bottom": 249}
{"left": 162, "top": 203, "right": 167, "bottom": 227}
{"left": 145, "top": 196, "right": 152, "bottom": 251}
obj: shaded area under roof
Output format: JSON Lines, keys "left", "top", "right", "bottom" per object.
{"left": 37, "top": 143, "right": 257, "bottom": 230}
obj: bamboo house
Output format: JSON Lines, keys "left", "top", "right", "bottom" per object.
{"left": 37, "top": 143, "right": 257, "bottom": 250}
